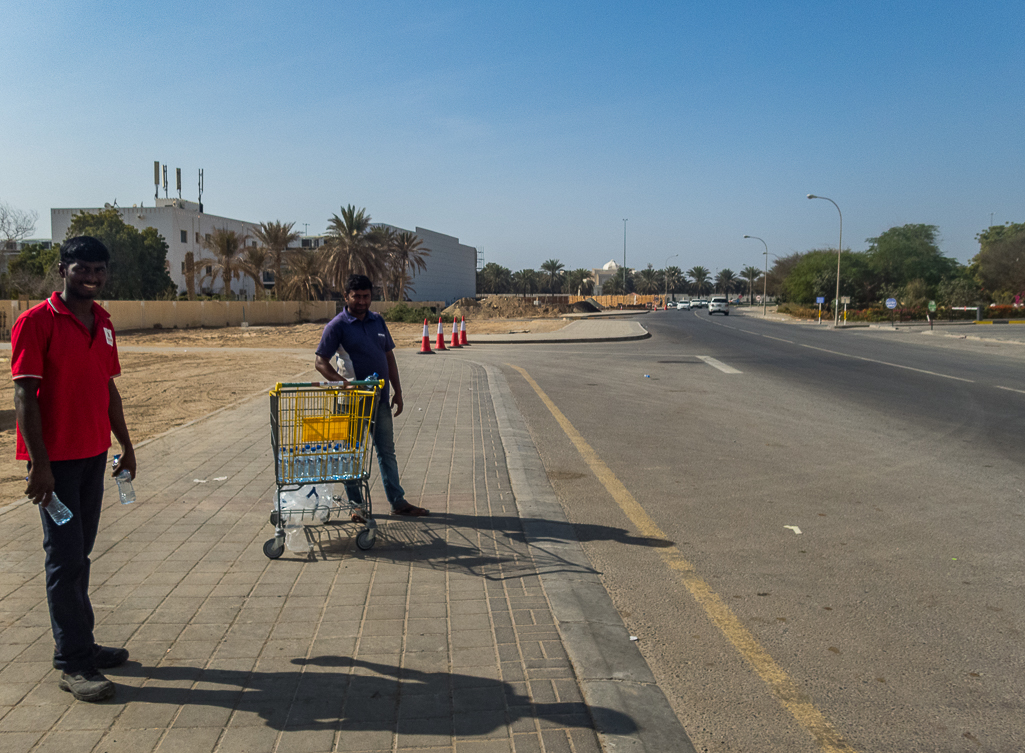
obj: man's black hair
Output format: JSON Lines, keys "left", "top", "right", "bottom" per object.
{"left": 345, "top": 274, "right": 373, "bottom": 294}
{"left": 61, "top": 236, "right": 110, "bottom": 265}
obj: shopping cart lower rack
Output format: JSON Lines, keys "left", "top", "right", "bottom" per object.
{"left": 264, "top": 377, "right": 384, "bottom": 559}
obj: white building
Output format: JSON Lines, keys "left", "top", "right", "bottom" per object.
{"left": 51, "top": 199, "right": 262, "bottom": 298}
{"left": 378, "top": 225, "right": 476, "bottom": 305}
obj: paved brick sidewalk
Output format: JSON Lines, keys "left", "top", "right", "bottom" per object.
{"left": 0, "top": 354, "right": 612, "bottom": 753}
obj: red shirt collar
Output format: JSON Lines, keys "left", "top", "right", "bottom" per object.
{"left": 47, "top": 291, "right": 111, "bottom": 323}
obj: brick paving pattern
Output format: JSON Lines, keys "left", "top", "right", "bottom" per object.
{"left": 0, "top": 354, "right": 604, "bottom": 753}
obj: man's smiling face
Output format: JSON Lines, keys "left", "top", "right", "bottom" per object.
{"left": 60, "top": 259, "right": 108, "bottom": 301}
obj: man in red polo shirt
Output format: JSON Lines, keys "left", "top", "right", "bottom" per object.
{"left": 12, "top": 236, "right": 137, "bottom": 703}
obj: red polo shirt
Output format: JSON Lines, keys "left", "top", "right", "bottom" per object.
{"left": 11, "top": 292, "right": 121, "bottom": 461}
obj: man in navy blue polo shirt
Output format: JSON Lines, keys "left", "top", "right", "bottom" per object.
{"left": 315, "top": 274, "right": 428, "bottom": 517}
{"left": 12, "top": 236, "right": 137, "bottom": 702}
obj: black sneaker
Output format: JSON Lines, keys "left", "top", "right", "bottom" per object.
{"left": 53, "top": 645, "right": 129, "bottom": 670}
{"left": 58, "top": 669, "right": 115, "bottom": 702}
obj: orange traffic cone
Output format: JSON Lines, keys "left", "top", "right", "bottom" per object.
{"left": 450, "top": 319, "right": 462, "bottom": 348}
{"left": 459, "top": 316, "right": 469, "bottom": 346}
{"left": 435, "top": 317, "right": 447, "bottom": 351}
{"left": 417, "top": 319, "right": 434, "bottom": 354}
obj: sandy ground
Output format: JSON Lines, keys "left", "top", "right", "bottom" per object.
{"left": 0, "top": 317, "right": 568, "bottom": 508}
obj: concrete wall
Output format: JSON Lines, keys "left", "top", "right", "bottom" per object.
{"left": 0, "top": 299, "right": 336, "bottom": 335}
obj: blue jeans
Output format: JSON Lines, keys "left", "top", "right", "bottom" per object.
{"left": 346, "top": 405, "right": 405, "bottom": 510}
{"left": 36, "top": 453, "right": 106, "bottom": 673}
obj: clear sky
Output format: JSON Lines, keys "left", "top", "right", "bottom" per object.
{"left": 2, "top": 0, "right": 1022, "bottom": 276}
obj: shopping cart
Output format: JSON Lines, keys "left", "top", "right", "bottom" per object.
{"left": 264, "top": 376, "right": 385, "bottom": 559}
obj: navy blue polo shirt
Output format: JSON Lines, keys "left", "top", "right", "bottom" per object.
{"left": 315, "top": 307, "right": 395, "bottom": 400}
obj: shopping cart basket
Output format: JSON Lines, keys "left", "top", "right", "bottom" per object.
{"left": 263, "top": 376, "right": 385, "bottom": 559}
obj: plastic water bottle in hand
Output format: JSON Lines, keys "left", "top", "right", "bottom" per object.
{"left": 45, "top": 492, "right": 73, "bottom": 525}
{"left": 112, "top": 454, "right": 136, "bottom": 504}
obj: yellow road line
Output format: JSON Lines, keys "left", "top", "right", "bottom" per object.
{"left": 509, "top": 364, "right": 857, "bottom": 753}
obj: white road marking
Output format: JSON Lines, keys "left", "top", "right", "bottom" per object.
{"left": 995, "top": 385, "right": 1025, "bottom": 395}
{"left": 697, "top": 356, "right": 742, "bottom": 374}
{"left": 741, "top": 330, "right": 759, "bottom": 335}
{"left": 763, "top": 335, "right": 794, "bottom": 344}
{"left": 799, "top": 343, "right": 974, "bottom": 383}
{"left": 784, "top": 525, "right": 802, "bottom": 535}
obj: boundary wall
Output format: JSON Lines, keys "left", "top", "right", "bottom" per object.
{"left": 0, "top": 299, "right": 337, "bottom": 335}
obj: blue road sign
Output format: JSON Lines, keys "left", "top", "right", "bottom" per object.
{"left": 885, "top": 298, "right": 898, "bottom": 309}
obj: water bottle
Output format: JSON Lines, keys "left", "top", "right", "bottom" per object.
{"left": 45, "top": 493, "right": 73, "bottom": 526}
{"left": 112, "top": 455, "right": 136, "bottom": 504}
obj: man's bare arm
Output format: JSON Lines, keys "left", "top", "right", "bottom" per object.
{"left": 108, "top": 379, "right": 136, "bottom": 480}
{"left": 385, "top": 350, "right": 403, "bottom": 417}
{"left": 14, "top": 378, "right": 53, "bottom": 504}
{"left": 315, "top": 355, "right": 348, "bottom": 383}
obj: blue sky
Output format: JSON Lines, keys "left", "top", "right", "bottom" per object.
{"left": 1, "top": 0, "right": 1021, "bottom": 276}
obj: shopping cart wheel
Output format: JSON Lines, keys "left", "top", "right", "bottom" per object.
{"left": 263, "top": 537, "right": 285, "bottom": 559}
{"left": 355, "top": 529, "right": 375, "bottom": 551}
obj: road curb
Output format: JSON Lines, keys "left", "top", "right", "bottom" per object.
{"left": 484, "top": 363, "right": 695, "bottom": 753}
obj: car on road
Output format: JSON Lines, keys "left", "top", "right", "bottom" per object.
{"left": 691, "top": 299, "right": 706, "bottom": 308}
{"left": 677, "top": 300, "right": 691, "bottom": 310}
{"left": 708, "top": 296, "right": 730, "bottom": 315}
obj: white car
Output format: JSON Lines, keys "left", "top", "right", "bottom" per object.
{"left": 677, "top": 300, "right": 691, "bottom": 310}
{"left": 708, "top": 296, "right": 730, "bottom": 315}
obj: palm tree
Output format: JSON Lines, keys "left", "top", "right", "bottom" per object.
{"left": 664, "top": 265, "right": 684, "bottom": 296}
{"left": 277, "top": 248, "right": 328, "bottom": 301}
{"left": 238, "top": 245, "right": 271, "bottom": 300}
{"left": 602, "top": 276, "right": 624, "bottom": 295}
{"left": 202, "top": 227, "right": 247, "bottom": 299}
{"left": 636, "top": 264, "right": 660, "bottom": 294}
{"left": 741, "top": 265, "right": 763, "bottom": 305}
{"left": 478, "top": 263, "right": 512, "bottom": 294}
{"left": 252, "top": 220, "right": 300, "bottom": 294}
{"left": 687, "top": 266, "right": 711, "bottom": 297}
{"left": 716, "top": 268, "right": 738, "bottom": 295}
{"left": 386, "top": 230, "right": 430, "bottom": 301}
{"left": 324, "top": 205, "right": 383, "bottom": 292}
{"left": 512, "top": 269, "right": 540, "bottom": 298}
{"left": 564, "top": 268, "right": 595, "bottom": 296}
{"left": 540, "top": 259, "right": 565, "bottom": 294}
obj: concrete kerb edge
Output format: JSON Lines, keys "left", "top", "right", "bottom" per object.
{"left": 482, "top": 362, "right": 695, "bottom": 753}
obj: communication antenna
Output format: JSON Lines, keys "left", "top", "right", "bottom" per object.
{"left": 153, "top": 161, "right": 160, "bottom": 200}
{"left": 198, "top": 168, "right": 204, "bottom": 213}
{"left": 162, "top": 165, "right": 168, "bottom": 198}
{"left": 176, "top": 168, "right": 182, "bottom": 199}
{"left": 477, "top": 246, "right": 484, "bottom": 271}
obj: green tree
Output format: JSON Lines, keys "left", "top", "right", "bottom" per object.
{"left": 564, "top": 268, "right": 595, "bottom": 296}
{"left": 782, "top": 249, "right": 872, "bottom": 305}
{"left": 936, "top": 276, "right": 981, "bottom": 307}
{"left": 5, "top": 242, "right": 60, "bottom": 297}
{"left": 237, "top": 245, "right": 271, "bottom": 300}
{"left": 973, "top": 223, "right": 1025, "bottom": 301}
{"left": 512, "top": 268, "right": 540, "bottom": 297}
{"left": 477, "top": 262, "right": 512, "bottom": 294}
{"left": 540, "top": 259, "right": 565, "bottom": 293}
{"left": 636, "top": 264, "right": 659, "bottom": 294}
{"left": 201, "top": 227, "right": 248, "bottom": 299}
{"left": 716, "top": 268, "right": 738, "bottom": 295}
{"left": 741, "top": 266, "right": 762, "bottom": 303}
{"left": 664, "top": 265, "right": 684, "bottom": 295}
{"left": 386, "top": 230, "right": 430, "bottom": 301}
{"left": 253, "top": 220, "right": 300, "bottom": 294}
{"left": 324, "top": 205, "right": 383, "bottom": 293}
{"left": 866, "top": 224, "right": 957, "bottom": 294}
{"left": 66, "top": 207, "right": 175, "bottom": 299}
{"left": 277, "top": 248, "right": 328, "bottom": 301}
{"left": 687, "top": 266, "right": 711, "bottom": 297}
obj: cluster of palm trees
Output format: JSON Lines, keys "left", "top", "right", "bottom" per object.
{"left": 477, "top": 260, "right": 766, "bottom": 300}
{"left": 191, "top": 205, "right": 430, "bottom": 302}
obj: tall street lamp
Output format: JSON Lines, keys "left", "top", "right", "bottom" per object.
{"left": 743, "top": 235, "right": 769, "bottom": 316}
{"left": 807, "top": 194, "right": 843, "bottom": 327}
{"left": 622, "top": 219, "right": 628, "bottom": 296}
{"left": 664, "top": 253, "right": 679, "bottom": 305}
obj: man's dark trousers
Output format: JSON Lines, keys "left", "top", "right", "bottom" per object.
{"left": 37, "top": 452, "right": 106, "bottom": 672}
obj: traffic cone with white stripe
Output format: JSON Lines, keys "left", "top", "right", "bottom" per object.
{"left": 435, "top": 317, "right": 447, "bottom": 351}
{"left": 450, "top": 318, "right": 462, "bottom": 348}
{"left": 417, "top": 319, "right": 434, "bottom": 354}
{"left": 459, "top": 316, "right": 469, "bottom": 346}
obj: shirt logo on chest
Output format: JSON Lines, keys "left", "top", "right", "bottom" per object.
{"left": 104, "top": 327, "right": 113, "bottom": 346}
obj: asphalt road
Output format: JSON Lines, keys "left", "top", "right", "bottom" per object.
{"left": 481, "top": 309, "right": 1025, "bottom": 753}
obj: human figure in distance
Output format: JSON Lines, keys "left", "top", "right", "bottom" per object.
{"left": 314, "top": 274, "right": 428, "bottom": 517}
{"left": 12, "top": 236, "right": 136, "bottom": 702}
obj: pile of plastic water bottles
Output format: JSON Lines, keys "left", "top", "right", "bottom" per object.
{"left": 279, "top": 442, "right": 360, "bottom": 482}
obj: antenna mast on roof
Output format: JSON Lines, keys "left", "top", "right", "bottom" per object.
{"left": 163, "top": 165, "right": 168, "bottom": 198}
{"left": 198, "top": 169, "right": 204, "bottom": 213}
{"left": 176, "top": 168, "right": 182, "bottom": 199}
{"left": 153, "top": 161, "right": 160, "bottom": 200}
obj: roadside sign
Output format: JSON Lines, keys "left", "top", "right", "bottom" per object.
{"left": 756, "top": 295, "right": 762, "bottom": 302}
{"left": 885, "top": 298, "right": 898, "bottom": 309}
{"left": 928, "top": 300, "right": 937, "bottom": 312}
{"left": 816, "top": 296, "right": 825, "bottom": 304}
{"left": 840, "top": 296, "right": 851, "bottom": 304}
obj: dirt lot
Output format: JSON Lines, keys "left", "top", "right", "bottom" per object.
{"left": 0, "top": 316, "right": 568, "bottom": 508}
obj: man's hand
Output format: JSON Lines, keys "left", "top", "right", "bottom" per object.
{"left": 112, "top": 445, "right": 138, "bottom": 480}
{"left": 391, "top": 389, "right": 403, "bottom": 417}
{"left": 25, "top": 463, "right": 55, "bottom": 507}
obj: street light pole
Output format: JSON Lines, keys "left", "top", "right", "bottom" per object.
{"left": 807, "top": 194, "right": 843, "bottom": 327}
{"left": 622, "top": 219, "right": 628, "bottom": 296}
{"left": 664, "top": 253, "right": 679, "bottom": 305}
{"left": 743, "top": 235, "right": 769, "bottom": 316}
